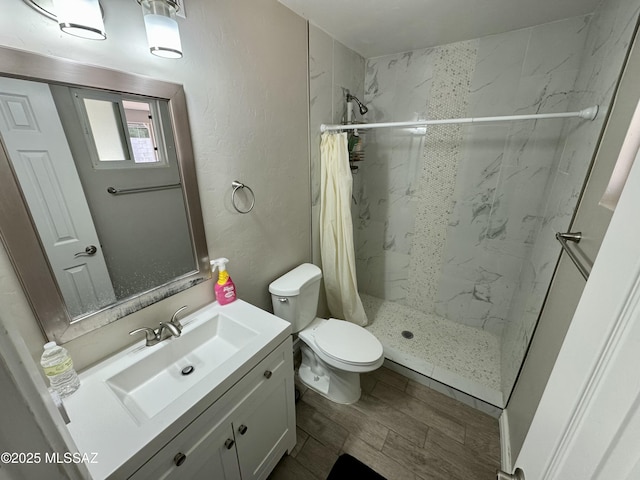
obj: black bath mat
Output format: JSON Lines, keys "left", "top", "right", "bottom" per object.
{"left": 327, "top": 454, "right": 387, "bottom": 480}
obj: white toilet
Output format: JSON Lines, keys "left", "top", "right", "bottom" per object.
{"left": 269, "top": 263, "right": 384, "bottom": 404}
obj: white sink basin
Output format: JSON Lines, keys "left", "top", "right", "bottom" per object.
{"left": 64, "top": 299, "right": 291, "bottom": 480}
{"left": 106, "top": 313, "right": 258, "bottom": 423}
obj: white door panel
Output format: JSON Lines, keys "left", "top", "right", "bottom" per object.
{"left": 0, "top": 77, "right": 115, "bottom": 317}
{"left": 514, "top": 162, "right": 640, "bottom": 478}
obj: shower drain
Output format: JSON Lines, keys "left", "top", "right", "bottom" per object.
{"left": 401, "top": 330, "right": 414, "bottom": 339}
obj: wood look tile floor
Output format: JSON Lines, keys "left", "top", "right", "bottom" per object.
{"left": 268, "top": 367, "right": 501, "bottom": 480}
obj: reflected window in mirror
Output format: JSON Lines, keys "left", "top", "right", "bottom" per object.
{"left": 72, "top": 89, "right": 167, "bottom": 167}
{"left": 124, "top": 100, "right": 160, "bottom": 164}
{"left": 82, "top": 96, "right": 129, "bottom": 161}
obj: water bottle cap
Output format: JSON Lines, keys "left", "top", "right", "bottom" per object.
{"left": 44, "top": 341, "right": 57, "bottom": 350}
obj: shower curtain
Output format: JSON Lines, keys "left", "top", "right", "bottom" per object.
{"left": 320, "top": 132, "right": 368, "bottom": 326}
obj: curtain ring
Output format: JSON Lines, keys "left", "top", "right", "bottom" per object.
{"left": 231, "top": 180, "right": 255, "bottom": 214}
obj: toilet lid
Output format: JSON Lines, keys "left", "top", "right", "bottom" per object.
{"left": 314, "top": 319, "right": 383, "bottom": 365}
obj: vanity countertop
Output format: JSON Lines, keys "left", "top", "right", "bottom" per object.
{"left": 63, "top": 299, "right": 291, "bottom": 479}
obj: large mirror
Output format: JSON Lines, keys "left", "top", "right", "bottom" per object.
{"left": 0, "top": 46, "right": 210, "bottom": 343}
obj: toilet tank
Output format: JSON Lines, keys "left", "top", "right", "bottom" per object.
{"left": 269, "top": 263, "right": 322, "bottom": 333}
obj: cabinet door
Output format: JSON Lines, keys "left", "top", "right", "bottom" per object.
{"left": 233, "top": 348, "right": 295, "bottom": 480}
{"left": 129, "top": 418, "right": 241, "bottom": 480}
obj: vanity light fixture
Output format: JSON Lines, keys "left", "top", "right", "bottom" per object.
{"left": 137, "top": 0, "right": 183, "bottom": 59}
{"left": 52, "top": 0, "right": 106, "bottom": 40}
{"left": 23, "top": 0, "right": 183, "bottom": 58}
{"left": 22, "top": 0, "right": 106, "bottom": 40}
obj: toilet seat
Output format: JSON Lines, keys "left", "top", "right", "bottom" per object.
{"left": 313, "top": 318, "right": 383, "bottom": 366}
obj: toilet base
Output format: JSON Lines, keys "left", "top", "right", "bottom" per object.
{"left": 298, "top": 345, "right": 361, "bottom": 404}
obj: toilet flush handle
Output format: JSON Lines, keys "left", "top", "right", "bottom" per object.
{"left": 278, "top": 297, "right": 288, "bottom": 303}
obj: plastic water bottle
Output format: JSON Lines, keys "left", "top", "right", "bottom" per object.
{"left": 40, "top": 342, "right": 80, "bottom": 398}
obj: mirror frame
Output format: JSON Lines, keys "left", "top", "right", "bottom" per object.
{"left": 0, "top": 46, "right": 210, "bottom": 343}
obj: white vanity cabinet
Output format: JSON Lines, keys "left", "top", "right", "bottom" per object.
{"left": 128, "top": 337, "right": 295, "bottom": 480}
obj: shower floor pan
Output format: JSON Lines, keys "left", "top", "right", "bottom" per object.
{"left": 361, "top": 294, "right": 503, "bottom": 408}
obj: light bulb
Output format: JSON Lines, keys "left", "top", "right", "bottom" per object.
{"left": 54, "top": 0, "right": 106, "bottom": 40}
{"left": 140, "top": 0, "right": 183, "bottom": 58}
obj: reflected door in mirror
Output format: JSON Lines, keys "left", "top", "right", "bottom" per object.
{"left": 0, "top": 77, "right": 116, "bottom": 317}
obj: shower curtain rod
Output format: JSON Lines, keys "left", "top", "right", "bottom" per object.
{"left": 320, "top": 105, "right": 599, "bottom": 132}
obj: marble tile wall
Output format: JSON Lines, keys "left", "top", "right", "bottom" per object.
{"left": 500, "top": 0, "right": 640, "bottom": 397}
{"left": 309, "top": 7, "right": 637, "bottom": 401}
{"left": 308, "top": 24, "right": 365, "bottom": 316}
{"left": 408, "top": 42, "right": 478, "bottom": 315}
{"left": 355, "top": 17, "right": 590, "bottom": 343}
{"left": 355, "top": 49, "right": 435, "bottom": 302}
{"left": 437, "top": 16, "right": 589, "bottom": 338}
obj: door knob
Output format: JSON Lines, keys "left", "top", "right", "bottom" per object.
{"left": 264, "top": 370, "right": 273, "bottom": 379}
{"left": 173, "top": 452, "right": 187, "bottom": 466}
{"left": 238, "top": 424, "right": 248, "bottom": 435}
{"left": 74, "top": 245, "right": 97, "bottom": 257}
{"left": 224, "top": 438, "right": 235, "bottom": 449}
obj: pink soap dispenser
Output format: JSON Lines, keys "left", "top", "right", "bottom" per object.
{"left": 210, "top": 258, "right": 237, "bottom": 305}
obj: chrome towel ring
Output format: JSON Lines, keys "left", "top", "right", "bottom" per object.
{"left": 231, "top": 180, "right": 255, "bottom": 214}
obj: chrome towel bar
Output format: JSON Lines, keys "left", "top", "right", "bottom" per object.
{"left": 107, "top": 183, "right": 181, "bottom": 195}
{"left": 555, "top": 232, "right": 591, "bottom": 280}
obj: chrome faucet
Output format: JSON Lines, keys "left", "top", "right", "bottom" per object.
{"left": 128, "top": 326, "right": 159, "bottom": 346}
{"left": 169, "top": 305, "right": 188, "bottom": 330}
{"left": 129, "top": 305, "right": 188, "bottom": 346}
{"left": 158, "top": 321, "right": 182, "bottom": 341}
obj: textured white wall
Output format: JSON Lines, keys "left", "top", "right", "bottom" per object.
{"left": 0, "top": 0, "right": 310, "bottom": 369}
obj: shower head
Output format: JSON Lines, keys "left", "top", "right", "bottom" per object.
{"left": 347, "top": 93, "right": 368, "bottom": 115}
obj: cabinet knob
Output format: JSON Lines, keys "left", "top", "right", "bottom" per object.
{"left": 238, "top": 424, "right": 248, "bottom": 435}
{"left": 264, "top": 370, "right": 272, "bottom": 379}
{"left": 173, "top": 452, "right": 187, "bottom": 466}
{"left": 224, "top": 438, "right": 235, "bottom": 449}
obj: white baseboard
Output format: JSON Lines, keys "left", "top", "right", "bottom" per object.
{"left": 499, "top": 409, "right": 512, "bottom": 472}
